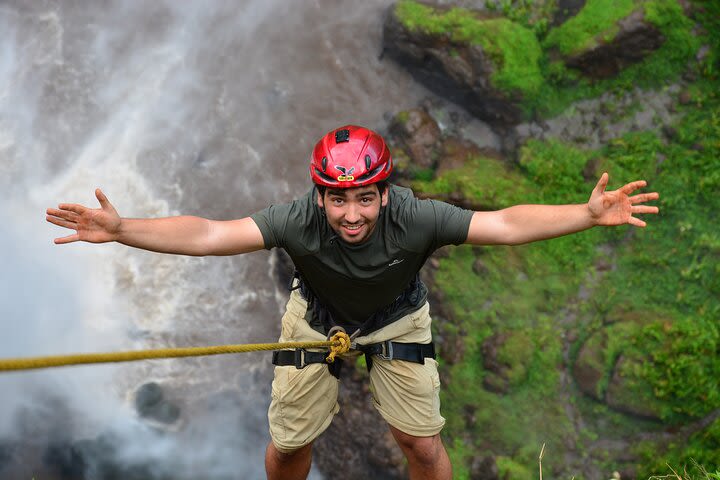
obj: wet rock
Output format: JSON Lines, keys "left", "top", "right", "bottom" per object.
{"left": 472, "top": 258, "right": 490, "bottom": 276}
{"left": 383, "top": 3, "right": 531, "bottom": 126}
{"left": 273, "top": 248, "right": 295, "bottom": 289}
{"left": 134, "top": 382, "right": 181, "bottom": 425}
{"left": 389, "top": 108, "right": 442, "bottom": 169}
{"left": 556, "top": 9, "right": 665, "bottom": 78}
{"left": 436, "top": 136, "right": 484, "bottom": 176}
{"left": 481, "top": 332, "right": 532, "bottom": 393}
{"left": 43, "top": 443, "right": 86, "bottom": 480}
{"left": 552, "top": 0, "right": 587, "bottom": 27}
{"left": 572, "top": 330, "right": 608, "bottom": 400}
{"left": 678, "top": 89, "right": 693, "bottom": 105}
{"left": 605, "top": 354, "right": 663, "bottom": 420}
{"left": 0, "top": 442, "right": 11, "bottom": 471}
{"left": 42, "top": 433, "right": 166, "bottom": 480}
{"left": 470, "top": 454, "right": 500, "bottom": 480}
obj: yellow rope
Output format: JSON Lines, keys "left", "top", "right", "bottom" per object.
{"left": 0, "top": 332, "right": 353, "bottom": 373}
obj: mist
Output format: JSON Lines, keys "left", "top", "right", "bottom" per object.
{"left": 0, "top": 1, "right": 428, "bottom": 478}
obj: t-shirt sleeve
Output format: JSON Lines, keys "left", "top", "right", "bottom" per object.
{"left": 250, "top": 189, "right": 319, "bottom": 252}
{"left": 425, "top": 198, "right": 474, "bottom": 249}
{"left": 401, "top": 196, "right": 473, "bottom": 252}
{"left": 250, "top": 202, "right": 294, "bottom": 250}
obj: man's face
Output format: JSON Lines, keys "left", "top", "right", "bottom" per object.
{"left": 317, "top": 184, "right": 388, "bottom": 244}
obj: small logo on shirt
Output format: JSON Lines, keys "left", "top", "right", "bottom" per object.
{"left": 388, "top": 259, "right": 405, "bottom": 267}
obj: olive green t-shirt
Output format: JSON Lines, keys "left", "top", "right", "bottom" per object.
{"left": 251, "top": 185, "right": 473, "bottom": 328}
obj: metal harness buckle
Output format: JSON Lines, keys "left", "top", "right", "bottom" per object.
{"left": 377, "top": 341, "right": 394, "bottom": 361}
{"left": 294, "top": 349, "right": 307, "bottom": 369}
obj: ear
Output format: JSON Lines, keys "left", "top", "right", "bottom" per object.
{"left": 380, "top": 188, "right": 389, "bottom": 207}
{"left": 317, "top": 190, "right": 324, "bottom": 208}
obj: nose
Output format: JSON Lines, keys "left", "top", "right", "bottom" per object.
{"left": 345, "top": 203, "right": 360, "bottom": 223}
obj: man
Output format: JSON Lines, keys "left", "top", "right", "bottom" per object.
{"left": 46, "top": 125, "right": 659, "bottom": 480}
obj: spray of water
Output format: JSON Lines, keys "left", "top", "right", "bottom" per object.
{"left": 0, "top": 1, "right": 428, "bottom": 478}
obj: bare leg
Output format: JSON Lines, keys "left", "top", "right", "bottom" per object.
{"left": 265, "top": 441, "right": 313, "bottom": 480}
{"left": 389, "top": 425, "right": 452, "bottom": 480}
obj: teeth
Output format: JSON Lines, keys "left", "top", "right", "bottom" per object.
{"left": 344, "top": 225, "right": 362, "bottom": 230}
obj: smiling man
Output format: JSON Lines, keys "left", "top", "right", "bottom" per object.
{"left": 47, "top": 125, "right": 659, "bottom": 480}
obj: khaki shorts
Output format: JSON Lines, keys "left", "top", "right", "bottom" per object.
{"left": 268, "top": 290, "right": 444, "bottom": 453}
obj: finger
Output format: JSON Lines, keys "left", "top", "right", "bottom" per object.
{"left": 631, "top": 205, "right": 659, "bottom": 214}
{"left": 628, "top": 216, "right": 647, "bottom": 227}
{"left": 46, "top": 208, "right": 80, "bottom": 222}
{"left": 57, "top": 203, "right": 87, "bottom": 214}
{"left": 620, "top": 180, "right": 648, "bottom": 195}
{"left": 96, "top": 188, "right": 111, "bottom": 209}
{"left": 46, "top": 215, "right": 78, "bottom": 230}
{"left": 54, "top": 233, "right": 80, "bottom": 244}
{"left": 594, "top": 172, "right": 609, "bottom": 194}
{"left": 629, "top": 192, "right": 660, "bottom": 204}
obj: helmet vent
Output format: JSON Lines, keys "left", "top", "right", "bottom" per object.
{"left": 365, "top": 155, "right": 371, "bottom": 170}
{"left": 321, "top": 156, "right": 328, "bottom": 172}
{"left": 335, "top": 129, "right": 350, "bottom": 143}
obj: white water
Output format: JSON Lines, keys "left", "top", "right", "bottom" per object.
{"left": 0, "top": 1, "right": 429, "bottom": 478}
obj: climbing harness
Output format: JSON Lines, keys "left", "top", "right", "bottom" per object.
{"left": 272, "top": 326, "right": 359, "bottom": 379}
{"left": 280, "top": 271, "right": 437, "bottom": 376}
{"left": 0, "top": 331, "right": 352, "bottom": 373}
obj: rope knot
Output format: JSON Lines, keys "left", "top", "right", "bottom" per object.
{"left": 325, "top": 331, "right": 351, "bottom": 364}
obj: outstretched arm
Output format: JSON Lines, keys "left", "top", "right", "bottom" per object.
{"left": 46, "top": 189, "right": 265, "bottom": 256}
{"left": 464, "top": 173, "right": 659, "bottom": 246}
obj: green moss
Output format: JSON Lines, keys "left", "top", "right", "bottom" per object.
{"left": 496, "top": 456, "right": 533, "bottom": 479}
{"left": 417, "top": 0, "right": 720, "bottom": 473}
{"left": 518, "top": 138, "right": 594, "bottom": 203}
{"left": 543, "top": 0, "right": 636, "bottom": 56}
{"left": 412, "top": 155, "right": 532, "bottom": 209}
{"left": 395, "top": 0, "right": 545, "bottom": 98}
{"left": 637, "top": 417, "right": 720, "bottom": 477}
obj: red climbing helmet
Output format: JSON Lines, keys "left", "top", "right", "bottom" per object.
{"left": 310, "top": 125, "right": 392, "bottom": 188}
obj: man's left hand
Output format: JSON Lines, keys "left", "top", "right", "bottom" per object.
{"left": 588, "top": 173, "right": 660, "bottom": 227}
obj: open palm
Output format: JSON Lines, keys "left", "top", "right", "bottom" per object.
{"left": 588, "top": 173, "right": 659, "bottom": 227}
{"left": 46, "top": 189, "right": 122, "bottom": 244}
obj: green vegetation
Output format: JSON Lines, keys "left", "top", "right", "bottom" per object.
{"left": 543, "top": 0, "right": 635, "bottom": 56}
{"left": 393, "top": 0, "right": 698, "bottom": 118}
{"left": 412, "top": 155, "right": 532, "bottom": 208}
{"left": 395, "top": 0, "right": 545, "bottom": 97}
{"left": 416, "top": 9, "right": 720, "bottom": 473}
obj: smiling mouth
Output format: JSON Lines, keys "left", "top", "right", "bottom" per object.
{"left": 342, "top": 224, "right": 364, "bottom": 234}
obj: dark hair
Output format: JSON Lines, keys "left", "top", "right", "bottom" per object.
{"left": 316, "top": 181, "right": 387, "bottom": 199}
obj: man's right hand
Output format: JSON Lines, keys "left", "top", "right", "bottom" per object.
{"left": 46, "top": 188, "right": 121, "bottom": 244}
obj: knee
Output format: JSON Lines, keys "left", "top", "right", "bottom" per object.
{"left": 394, "top": 431, "right": 443, "bottom": 466}
{"left": 269, "top": 442, "right": 313, "bottom": 464}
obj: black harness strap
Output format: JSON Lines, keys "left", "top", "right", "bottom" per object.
{"left": 272, "top": 350, "right": 343, "bottom": 379}
{"left": 357, "top": 341, "right": 436, "bottom": 372}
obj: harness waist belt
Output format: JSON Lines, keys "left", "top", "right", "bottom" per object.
{"left": 358, "top": 341, "right": 436, "bottom": 364}
{"left": 271, "top": 341, "right": 435, "bottom": 376}
{"left": 272, "top": 349, "right": 343, "bottom": 378}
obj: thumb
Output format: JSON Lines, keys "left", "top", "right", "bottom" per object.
{"left": 95, "top": 188, "right": 115, "bottom": 212}
{"left": 593, "top": 172, "right": 609, "bottom": 195}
